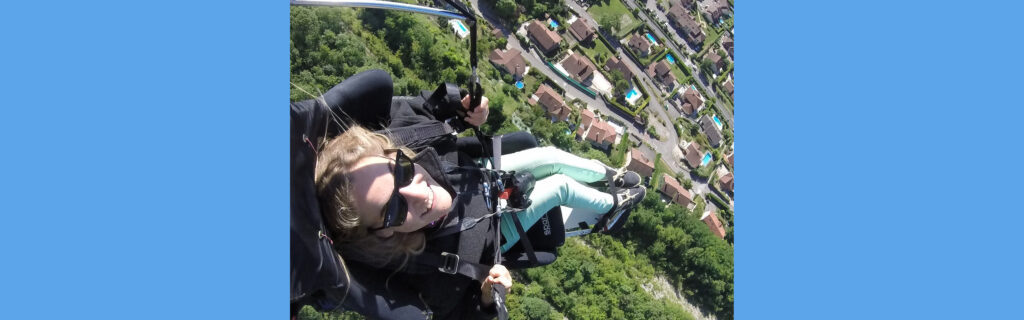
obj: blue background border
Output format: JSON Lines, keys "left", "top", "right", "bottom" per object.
{"left": 740, "top": 1, "right": 1024, "bottom": 319}
{"left": 2, "top": 0, "right": 1022, "bottom": 319}
{"left": 2, "top": 1, "right": 288, "bottom": 318}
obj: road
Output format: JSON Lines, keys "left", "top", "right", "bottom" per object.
{"left": 620, "top": 0, "right": 733, "bottom": 129}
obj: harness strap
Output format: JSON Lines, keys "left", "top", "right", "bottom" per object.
{"left": 378, "top": 121, "right": 455, "bottom": 149}
{"left": 427, "top": 211, "right": 498, "bottom": 240}
{"left": 414, "top": 251, "right": 491, "bottom": 281}
{"left": 508, "top": 210, "right": 539, "bottom": 266}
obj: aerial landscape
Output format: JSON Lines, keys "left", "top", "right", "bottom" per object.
{"left": 291, "top": 0, "right": 734, "bottom": 318}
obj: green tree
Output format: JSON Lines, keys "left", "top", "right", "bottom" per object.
{"left": 496, "top": 0, "right": 518, "bottom": 21}
{"left": 609, "top": 70, "right": 630, "bottom": 98}
{"left": 598, "top": 14, "right": 621, "bottom": 35}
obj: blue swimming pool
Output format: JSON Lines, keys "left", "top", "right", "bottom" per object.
{"left": 701, "top": 152, "right": 712, "bottom": 166}
{"left": 625, "top": 88, "right": 640, "bottom": 100}
{"left": 549, "top": 19, "right": 559, "bottom": 28}
{"left": 455, "top": 20, "right": 467, "bottom": 33}
{"left": 645, "top": 33, "right": 658, "bottom": 46}
{"left": 665, "top": 53, "right": 676, "bottom": 64}
{"left": 515, "top": 80, "right": 524, "bottom": 89}
{"left": 712, "top": 114, "right": 722, "bottom": 128}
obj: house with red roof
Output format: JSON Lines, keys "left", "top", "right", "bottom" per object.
{"left": 718, "top": 172, "right": 733, "bottom": 193}
{"left": 562, "top": 52, "right": 596, "bottom": 83}
{"left": 646, "top": 60, "right": 677, "bottom": 89}
{"left": 682, "top": 141, "right": 704, "bottom": 168}
{"left": 605, "top": 56, "right": 634, "bottom": 80}
{"left": 701, "top": 209, "right": 727, "bottom": 239}
{"left": 658, "top": 173, "right": 693, "bottom": 207}
{"left": 568, "top": 18, "right": 596, "bottom": 42}
{"left": 576, "top": 109, "right": 618, "bottom": 149}
{"left": 532, "top": 84, "right": 571, "bottom": 122}
{"left": 527, "top": 20, "right": 563, "bottom": 55}
{"left": 489, "top": 47, "right": 528, "bottom": 80}
{"left": 625, "top": 148, "right": 655, "bottom": 179}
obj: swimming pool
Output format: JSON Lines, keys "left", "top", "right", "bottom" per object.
{"left": 449, "top": 19, "right": 469, "bottom": 38}
{"left": 701, "top": 152, "right": 712, "bottom": 166}
{"left": 625, "top": 88, "right": 639, "bottom": 100}
{"left": 515, "top": 81, "right": 524, "bottom": 89}
{"left": 645, "top": 33, "right": 658, "bottom": 46}
{"left": 665, "top": 53, "right": 676, "bottom": 64}
{"left": 549, "top": 19, "right": 559, "bottom": 28}
{"left": 712, "top": 114, "right": 722, "bottom": 129}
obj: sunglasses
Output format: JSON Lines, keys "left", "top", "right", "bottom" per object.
{"left": 368, "top": 149, "right": 414, "bottom": 232}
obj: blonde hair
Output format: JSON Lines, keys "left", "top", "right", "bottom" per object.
{"left": 314, "top": 125, "right": 425, "bottom": 268}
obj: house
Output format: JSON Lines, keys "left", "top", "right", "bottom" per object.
{"left": 659, "top": 173, "right": 693, "bottom": 207}
{"left": 626, "top": 33, "right": 652, "bottom": 57}
{"left": 488, "top": 48, "right": 528, "bottom": 80}
{"left": 527, "top": 20, "right": 563, "bottom": 54}
{"left": 562, "top": 52, "right": 596, "bottom": 83}
{"left": 726, "top": 151, "right": 733, "bottom": 167}
{"left": 718, "top": 172, "right": 733, "bottom": 193}
{"left": 705, "top": 49, "right": 727, "bottom": 74}
{"left": 676, "top": 0, "right": 698, "bottom": 10}
{"left": 720, "top": 33, "right": 733, "bottom": 58}
{"left": 533, "top": 84, "right": 571, "bottom": 122}
{"left": 568, "top": 18, "right": 596, "bottom": 42}
{"left": 590, "top": 121, "right": 617, "bottom": 148}
{"left": 679, "top": 86, "right": 705, "bottom": 116}
{"left": 683, "top": 141, "right": 703, "bottom": 168}
{"left": 605, "top": 56, "right": 634, "bottom": 80}
{"left": 666, "top": 3, "right": 705, "bottom": 47}
{"left": 722, "top": 75, "right": 734, "bottom": 99}
{"left": 700, "top": 209, "right": 727, "bottom": 239}
{"left": 625, "top": 148, "right": 655, "bottom": 179}
{"left": 699, "top": 0, "right": 732, "bottom": 25}
{"left": 576, "top": 109, "right": 617, "bottom": 149}
{"left": 646, "top": 60, "right": 676, "bottom": 88}
{"left": 699, "top": 114, "right": 723, "bottom": 147}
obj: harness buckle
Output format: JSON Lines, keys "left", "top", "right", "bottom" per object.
{"left": 439, "top": 252, "right": 460, "bottom": 274}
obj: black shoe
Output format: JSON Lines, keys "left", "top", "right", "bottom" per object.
{"left": 613, "top": 170, "right": 642, "bottom": 189}
{"left": 593, "top": 186, "right": 646, "bottom": 233}
{"left": 598, "top": 162, "right": 641, "bottom": 189}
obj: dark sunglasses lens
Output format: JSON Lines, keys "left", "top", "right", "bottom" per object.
{"left": 383, "top": 193, "right": 408, "bottom": 228}
{"left": 395, "top": 151, "right": 414, "bottom": 187}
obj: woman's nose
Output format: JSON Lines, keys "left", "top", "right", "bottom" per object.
{"left": 398, "top": 172, "right": 430, "bottom": 209}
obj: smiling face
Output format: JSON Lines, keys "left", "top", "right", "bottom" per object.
{"left": 346, "top": 154, "right": 453, "bottom": 238}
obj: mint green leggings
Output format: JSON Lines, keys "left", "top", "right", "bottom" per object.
{"left": 498, "top": 146, "right": 615, "bottom": 252}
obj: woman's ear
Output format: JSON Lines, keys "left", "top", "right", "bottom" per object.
{"left": 374, "top": 228, "right": 395, "bottom": 239}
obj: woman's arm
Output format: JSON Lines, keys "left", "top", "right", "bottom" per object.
{"left": 290, "top": 69, "right": 394, "bottom": 142}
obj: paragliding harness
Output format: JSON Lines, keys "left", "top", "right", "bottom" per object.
{"left": 290, "top": 1, "right": 566, "bottom": 318}
{"left": 384, "top": 83, "right": 566, "bottom": 320}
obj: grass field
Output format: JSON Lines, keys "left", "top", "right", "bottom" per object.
{"left": 588, "top": 0, "right": 643, "bottom": 38}
{"left": 577, "top": 37, "right": 615, "bottom": 65}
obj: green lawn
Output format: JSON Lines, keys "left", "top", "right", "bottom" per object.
{"left": 577, "top": 38, "right": 614, "bottom": 65}
{"left": 523, "top": 71, "right": 545, "bottom": 95}
{"left": 588, "top": 0, "right": 643, "bottom": 38}
{"left": 670, "top": 62, "right": 693, "bottom": 88}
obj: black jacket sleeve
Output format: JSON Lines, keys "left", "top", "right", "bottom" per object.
{"left": 290, "top": 69, "right": 394, "bottom": 144}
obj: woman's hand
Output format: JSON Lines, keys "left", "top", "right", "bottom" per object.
{"left": 480, "top": 264, "right": 512, "bottom": 306}
{"left": 461, "top": 94, "right": 490, "bottom": 127}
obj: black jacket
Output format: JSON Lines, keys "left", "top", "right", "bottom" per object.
{"left": 291, "top": 69, "right": 500, "bottom": 319}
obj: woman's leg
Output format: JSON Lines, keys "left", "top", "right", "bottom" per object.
{"left": 500, "top": 174, "right": 614, "bottom": 253}
{"left": 501, "top": 146, "right": 607, "bottom": 183}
